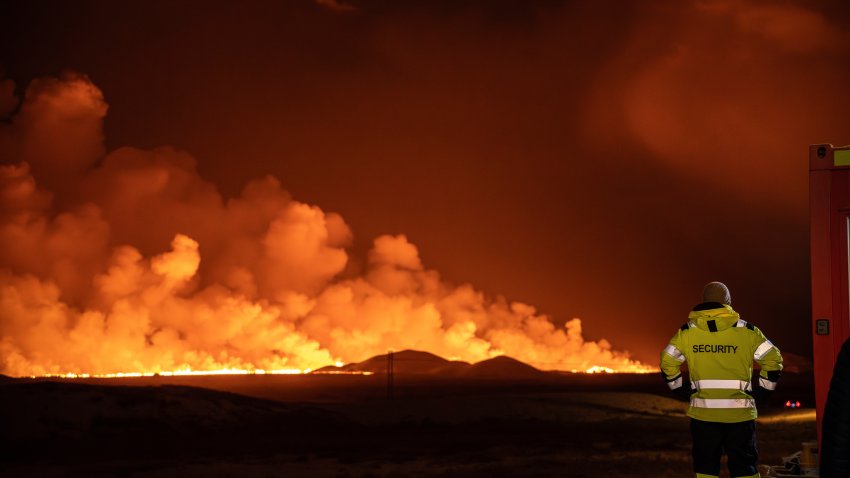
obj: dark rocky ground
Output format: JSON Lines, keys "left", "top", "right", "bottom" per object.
{"left": 0, "top": 371, "right": 816, "bottom": 477}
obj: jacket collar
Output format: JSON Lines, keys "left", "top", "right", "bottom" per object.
{"left": 687, "top": 303, "right": 740, "bottom": 332}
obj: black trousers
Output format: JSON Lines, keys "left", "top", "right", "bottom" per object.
{"left": 690, "top": 418, "right": 758, "bottom": 477}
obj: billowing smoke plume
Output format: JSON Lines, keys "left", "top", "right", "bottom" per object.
{"left": 0, "top": 73, "right": 647, "bottom": 376}
{"left": 586, "top": 0, "right": 850, "bottom": 209}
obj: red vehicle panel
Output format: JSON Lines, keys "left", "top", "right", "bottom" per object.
{"left": 809, "top": 143, "right": 850, "bottom": 446}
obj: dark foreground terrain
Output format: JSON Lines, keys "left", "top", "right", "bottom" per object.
{"left": 0, "top": 370, "right": 815, "bottom": 478}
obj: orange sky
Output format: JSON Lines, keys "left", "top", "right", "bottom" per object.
{"left": 2, "top": 0, "right": 850, "bottom": 366}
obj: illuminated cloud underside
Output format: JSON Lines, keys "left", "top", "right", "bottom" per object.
{"left": 0, "top": 74, "right": 652, "bottom": 376}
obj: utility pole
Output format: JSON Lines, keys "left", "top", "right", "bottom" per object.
{"left": 387, "top": 350, "right": 394, "bottom": 400}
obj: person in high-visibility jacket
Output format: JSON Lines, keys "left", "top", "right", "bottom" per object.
{"left": 661, "top": 282, "right": 783, "bottom": 478}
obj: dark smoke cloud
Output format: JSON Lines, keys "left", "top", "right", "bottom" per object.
{"left": 315, "top": 0, "right": 358, "bottom": 13}
{"left": 1, "top": 0, "right": 848, "bottom": 364}
{"left": 587, "top": 0, "right": 850, "bottom": 208}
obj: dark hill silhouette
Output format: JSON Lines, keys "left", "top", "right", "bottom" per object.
{"left": 465, "top": 355, "right": 544, "bottom": 378}
{"left": 315, "top": 349, "right": 470, "bottom": 375}
{"left": 314, "top": 350, "right": 543, "bottom": 379}
{"left": 370, "top": 350, "right": 473, "bottom": 375}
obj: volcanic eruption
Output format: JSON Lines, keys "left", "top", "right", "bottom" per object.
{"left": 0, "top": 72, "right": 651, "bottom": 377}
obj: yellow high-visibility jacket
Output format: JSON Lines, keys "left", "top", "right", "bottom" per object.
{"left": 660, "top": 304, "right": 783, "bottom": 423}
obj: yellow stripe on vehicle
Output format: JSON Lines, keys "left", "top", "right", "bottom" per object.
{"left": 835, "top": 149, "right": 850, "bottom": 166}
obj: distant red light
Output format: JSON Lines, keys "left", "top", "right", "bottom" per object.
{"left": 796, "top": 401, "right": 801, "bottom": 408}
{"left": 786, "top": 400, "right": 791, "bottom": 407}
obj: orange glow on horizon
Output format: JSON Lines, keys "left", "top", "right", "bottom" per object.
{"left": 33, "top": 367, "right": 308, "bottom": 379}
{"left": 27, "top": 360, "right": 656, "bottom": 379}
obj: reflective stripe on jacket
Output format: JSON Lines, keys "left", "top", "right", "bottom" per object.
{"left": 660, "top": 304, "right": 783, "bottom": 423}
